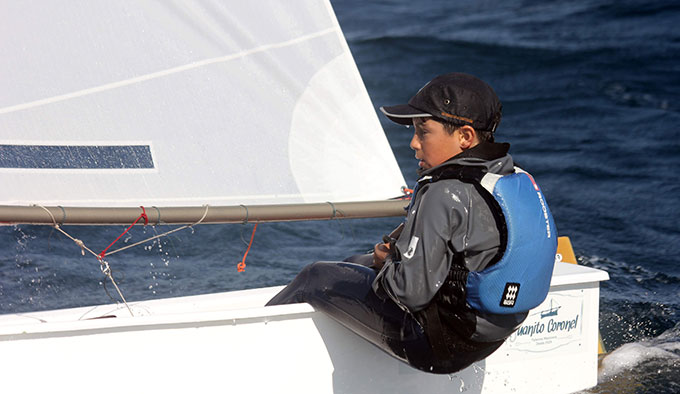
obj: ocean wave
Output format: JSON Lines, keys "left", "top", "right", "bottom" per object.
{"left": 348, "top": 34, "right": 582, "bottom": 56}
{"left": 583, "top": 256, "right": 680, "bottom": 307}
{"left": 337, "top": 0, "right": 680, "bottom": 54}
{"left": 595, "top": 323, "right": 680, "bottom": 392}
{"left": 603, "top": 82, "right": 673, "bottom": 111}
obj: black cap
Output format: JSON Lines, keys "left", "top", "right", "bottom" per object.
{"left": 380, "top": 72, "right": 502, "bottom": 132}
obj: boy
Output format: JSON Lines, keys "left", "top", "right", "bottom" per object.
{"left": 267, "top": 73, "right": 557, "bottom": 373}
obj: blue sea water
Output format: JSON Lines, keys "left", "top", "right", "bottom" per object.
{"left": 1, "top": 0, "right": 679, "bottom": 392}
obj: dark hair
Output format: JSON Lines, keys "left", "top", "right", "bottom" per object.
{"left": 440, "top": 120, "right": 495, "bottom": 143}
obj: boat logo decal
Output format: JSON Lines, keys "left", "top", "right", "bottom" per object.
{"left": 506, "top": 291, "right": 585, "bottom": 354}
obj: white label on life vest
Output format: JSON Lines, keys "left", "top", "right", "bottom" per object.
{"left": 403, "top": 236, "right": 419, "bottom": 259}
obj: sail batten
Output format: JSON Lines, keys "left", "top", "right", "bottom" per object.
{"left": 1, "top": 0, "right": 405, "bottom": 211}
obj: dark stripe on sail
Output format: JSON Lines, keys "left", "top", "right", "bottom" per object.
{"left": 0, "top": 145, "right": 154, "bottom": 169}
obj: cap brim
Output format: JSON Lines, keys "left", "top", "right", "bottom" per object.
{"left": 380, "top": 105, "right": 432, "bottom": 126}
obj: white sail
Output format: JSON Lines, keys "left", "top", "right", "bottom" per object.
{"left": 0, "top": 0, "right": 405, "bottom": 208}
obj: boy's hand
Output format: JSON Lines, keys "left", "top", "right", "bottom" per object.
{"left": 372, "top": 242, "right": 391, "bottom": 269}
{"left": 372, "top": 223, "right": 404, "bottom": 269}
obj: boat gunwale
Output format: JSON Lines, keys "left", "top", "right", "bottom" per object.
{"left": 0, "top": 263, "right": 608, "bottom": 340}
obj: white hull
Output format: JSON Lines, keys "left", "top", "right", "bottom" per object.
{"left": 0, "top": 262, "right": 607, "bottom": 394}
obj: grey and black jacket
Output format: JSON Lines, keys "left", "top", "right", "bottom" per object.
{"left": 373, "top": 142, "right": 528, "bottom": 345}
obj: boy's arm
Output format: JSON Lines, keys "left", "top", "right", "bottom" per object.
{"left": 372, "top": 223, "right": 404, "bottom": 269}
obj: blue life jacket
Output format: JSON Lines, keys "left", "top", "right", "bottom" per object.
{"left": 465, "top": 168, "right": 557, "bottom": 314}
{"left": 422, "top": 165, "right": 557, "bottom": 315}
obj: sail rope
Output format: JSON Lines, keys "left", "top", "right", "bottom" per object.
{"left": 34, "top": 204, "right": 211, "bottom": 317}
{"left": 102, "top": 205, "right": 210, "bottom": 257}
{"left": 237, "top": 223, "right": 258, "bottom": 272}
{"left": 98, "top": 206, "right": 149, "bottom": 260}
{"left": 34, "top": 204, "right": 134, "bottom": 316}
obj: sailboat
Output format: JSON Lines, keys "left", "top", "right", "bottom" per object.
{"left": 540, "top": 298, "right": 562, "bottom": 318}
{"left": 0, "top": 1, "right": 608, "bottom": 393}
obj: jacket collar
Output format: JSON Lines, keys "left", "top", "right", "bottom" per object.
{"left": 454, "top": 141, "right": 510, "bottom": 161}
{"left": 417, "top": 142, "right": 510, "bottom": 177}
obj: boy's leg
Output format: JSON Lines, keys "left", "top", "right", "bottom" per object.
{"left": 266, "top": 261, "right": 428, "bottom": 364}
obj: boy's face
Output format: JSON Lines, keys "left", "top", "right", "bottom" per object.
{"left": 410, "top": 118, "right": 465, "bottom": 170}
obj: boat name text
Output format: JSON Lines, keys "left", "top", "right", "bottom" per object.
{"left": 515, "top": 315, "right": 579, "bottom": 337}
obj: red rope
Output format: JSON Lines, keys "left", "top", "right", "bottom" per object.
{"left": 98, "top": 206, "right": 148, "bottom": 260}
{"left": 237, "top": 223, "right": 258, "bottom": 272}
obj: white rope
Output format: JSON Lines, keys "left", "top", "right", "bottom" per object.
{"left": 98, "top": 258, "right": 133, "bottom": 317}
{"left": 34, "top": 205, "right": 98, "bottom": 257}
{"left": 32, "top": 204, "right": 210, "bottom": 317}
{"left": 34, "top": 204, "right": 133, "bottom": 315}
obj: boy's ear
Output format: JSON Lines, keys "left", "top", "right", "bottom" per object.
{"left": 459, "top": 125, "right": 477, "bottom": 149}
